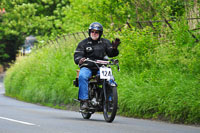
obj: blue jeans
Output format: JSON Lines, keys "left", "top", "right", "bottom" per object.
{"left": 78, "top": 67, "right": 92, "bottom": 100}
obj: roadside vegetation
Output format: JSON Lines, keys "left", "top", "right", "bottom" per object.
{"left": 2, "top": 0, "right": 200, "bottom": 124}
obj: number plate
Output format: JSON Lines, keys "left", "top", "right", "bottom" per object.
{"left": 100, "top": 67, "right": 112, "bottom": 80}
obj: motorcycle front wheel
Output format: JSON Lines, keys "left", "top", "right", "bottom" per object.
{"left": 103, "top": 86, "right": 118, "bottom": 123}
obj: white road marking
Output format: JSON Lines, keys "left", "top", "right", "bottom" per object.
{"left": 0, "top": 116, "right": 36, "bottom": 126}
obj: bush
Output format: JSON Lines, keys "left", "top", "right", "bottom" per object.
{"left": 4, "top": 37, "right": 79, "bottom": 106}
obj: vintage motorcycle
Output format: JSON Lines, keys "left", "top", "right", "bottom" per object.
{"left": 73, "top": 58, "right": 119, "bottom": 122}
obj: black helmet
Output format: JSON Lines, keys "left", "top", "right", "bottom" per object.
{"left": 88, "top": 22, "right": 103, "bottom": 38}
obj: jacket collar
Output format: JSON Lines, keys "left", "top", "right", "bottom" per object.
{"left": 88, "top": 37, "right": 102, "bottom": 44}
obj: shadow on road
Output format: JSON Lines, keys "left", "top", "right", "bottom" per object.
{"left": 53, "top": 114, "right": 109, "bottom": 123}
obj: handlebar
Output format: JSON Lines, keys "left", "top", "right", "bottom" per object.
{"left": 84, "top": 58, "right": 120, "bottom": 71}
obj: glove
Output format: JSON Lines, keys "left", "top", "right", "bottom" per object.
{"left": 79, "top": 58, "right": 86, "bottom": 65}
{"left": 112, "top": 38, "right": 121, "bottom": 49}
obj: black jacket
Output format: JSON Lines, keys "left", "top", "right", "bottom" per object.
{"left": 74, "top": 37, "right": 119, "bottom": 69}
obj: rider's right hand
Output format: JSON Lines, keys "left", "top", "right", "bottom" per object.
{"left": 79, "top": 58, "right": 86, "bottom": 65}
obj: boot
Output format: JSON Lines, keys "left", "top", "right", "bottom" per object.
{"left": 80, "top": 100, "right": 89, "bottom": 110}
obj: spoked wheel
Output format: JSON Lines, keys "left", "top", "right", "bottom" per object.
{"left": 103, "top": 86, "right": 118, "bottom": 123}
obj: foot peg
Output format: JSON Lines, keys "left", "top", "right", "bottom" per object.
{"left": 74, "top": 99, "right": 80, "bottom": 102}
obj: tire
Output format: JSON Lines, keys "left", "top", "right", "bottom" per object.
{"left": 103, "top": 86, "right": 118, "bottom": 122}
{"left": 81, "top": 112, "right": 92, "bottom": 119}
{"left": 80, "top": 104, "right": 92, "bottom": 119}
{"left": 79, "top": 82, "right": 92, "bottom": 119}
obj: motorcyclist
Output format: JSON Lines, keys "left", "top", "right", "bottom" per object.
{"left": 74, "top": 22, "right": 120, "bottom": 110}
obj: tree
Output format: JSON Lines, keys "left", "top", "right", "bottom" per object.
{"left": 0, "top": 0, "right": 70, "bottom": 63}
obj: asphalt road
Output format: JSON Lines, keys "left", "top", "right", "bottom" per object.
{"left": 0, "top": 74, "right": 200, "bottom": 133}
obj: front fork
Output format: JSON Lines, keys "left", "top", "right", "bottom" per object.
{"left": 103, "top": 78, "right": 117, "bottom": 102}
{"left": 103, "top": 79, "right": 107, "bottom": 102}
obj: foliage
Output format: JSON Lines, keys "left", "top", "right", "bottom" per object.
{"left": 0, "top": 0, "right": 70, "bottom": 63}
{"left": 0, "top": 0, "right": 198, "bottom": 63}
{"left": 113, "top": 21, "right": 200, "bottom": 124}
{"left": 4, "top": 36, "right": 79, "bottom": 105}
{"left": 0, "top": 43, "right": 9, "bottom": 63}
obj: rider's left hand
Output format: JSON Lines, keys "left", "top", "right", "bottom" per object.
{"left": 112, "top": 38, "right": 121, "bottom": 49}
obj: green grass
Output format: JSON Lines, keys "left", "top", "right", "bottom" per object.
{"left": 5, "top": 35, "right": 80, "bottom": 106}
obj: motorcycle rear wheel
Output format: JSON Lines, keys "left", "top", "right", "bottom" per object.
{"left": 80, "top": 104, "right": 92, "bottom": 119}
{"left": 81, "top": 112, "right": 92, "bottom": 119}
{"left": 103, "top": 86, "right": 118, "bottom": 123}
